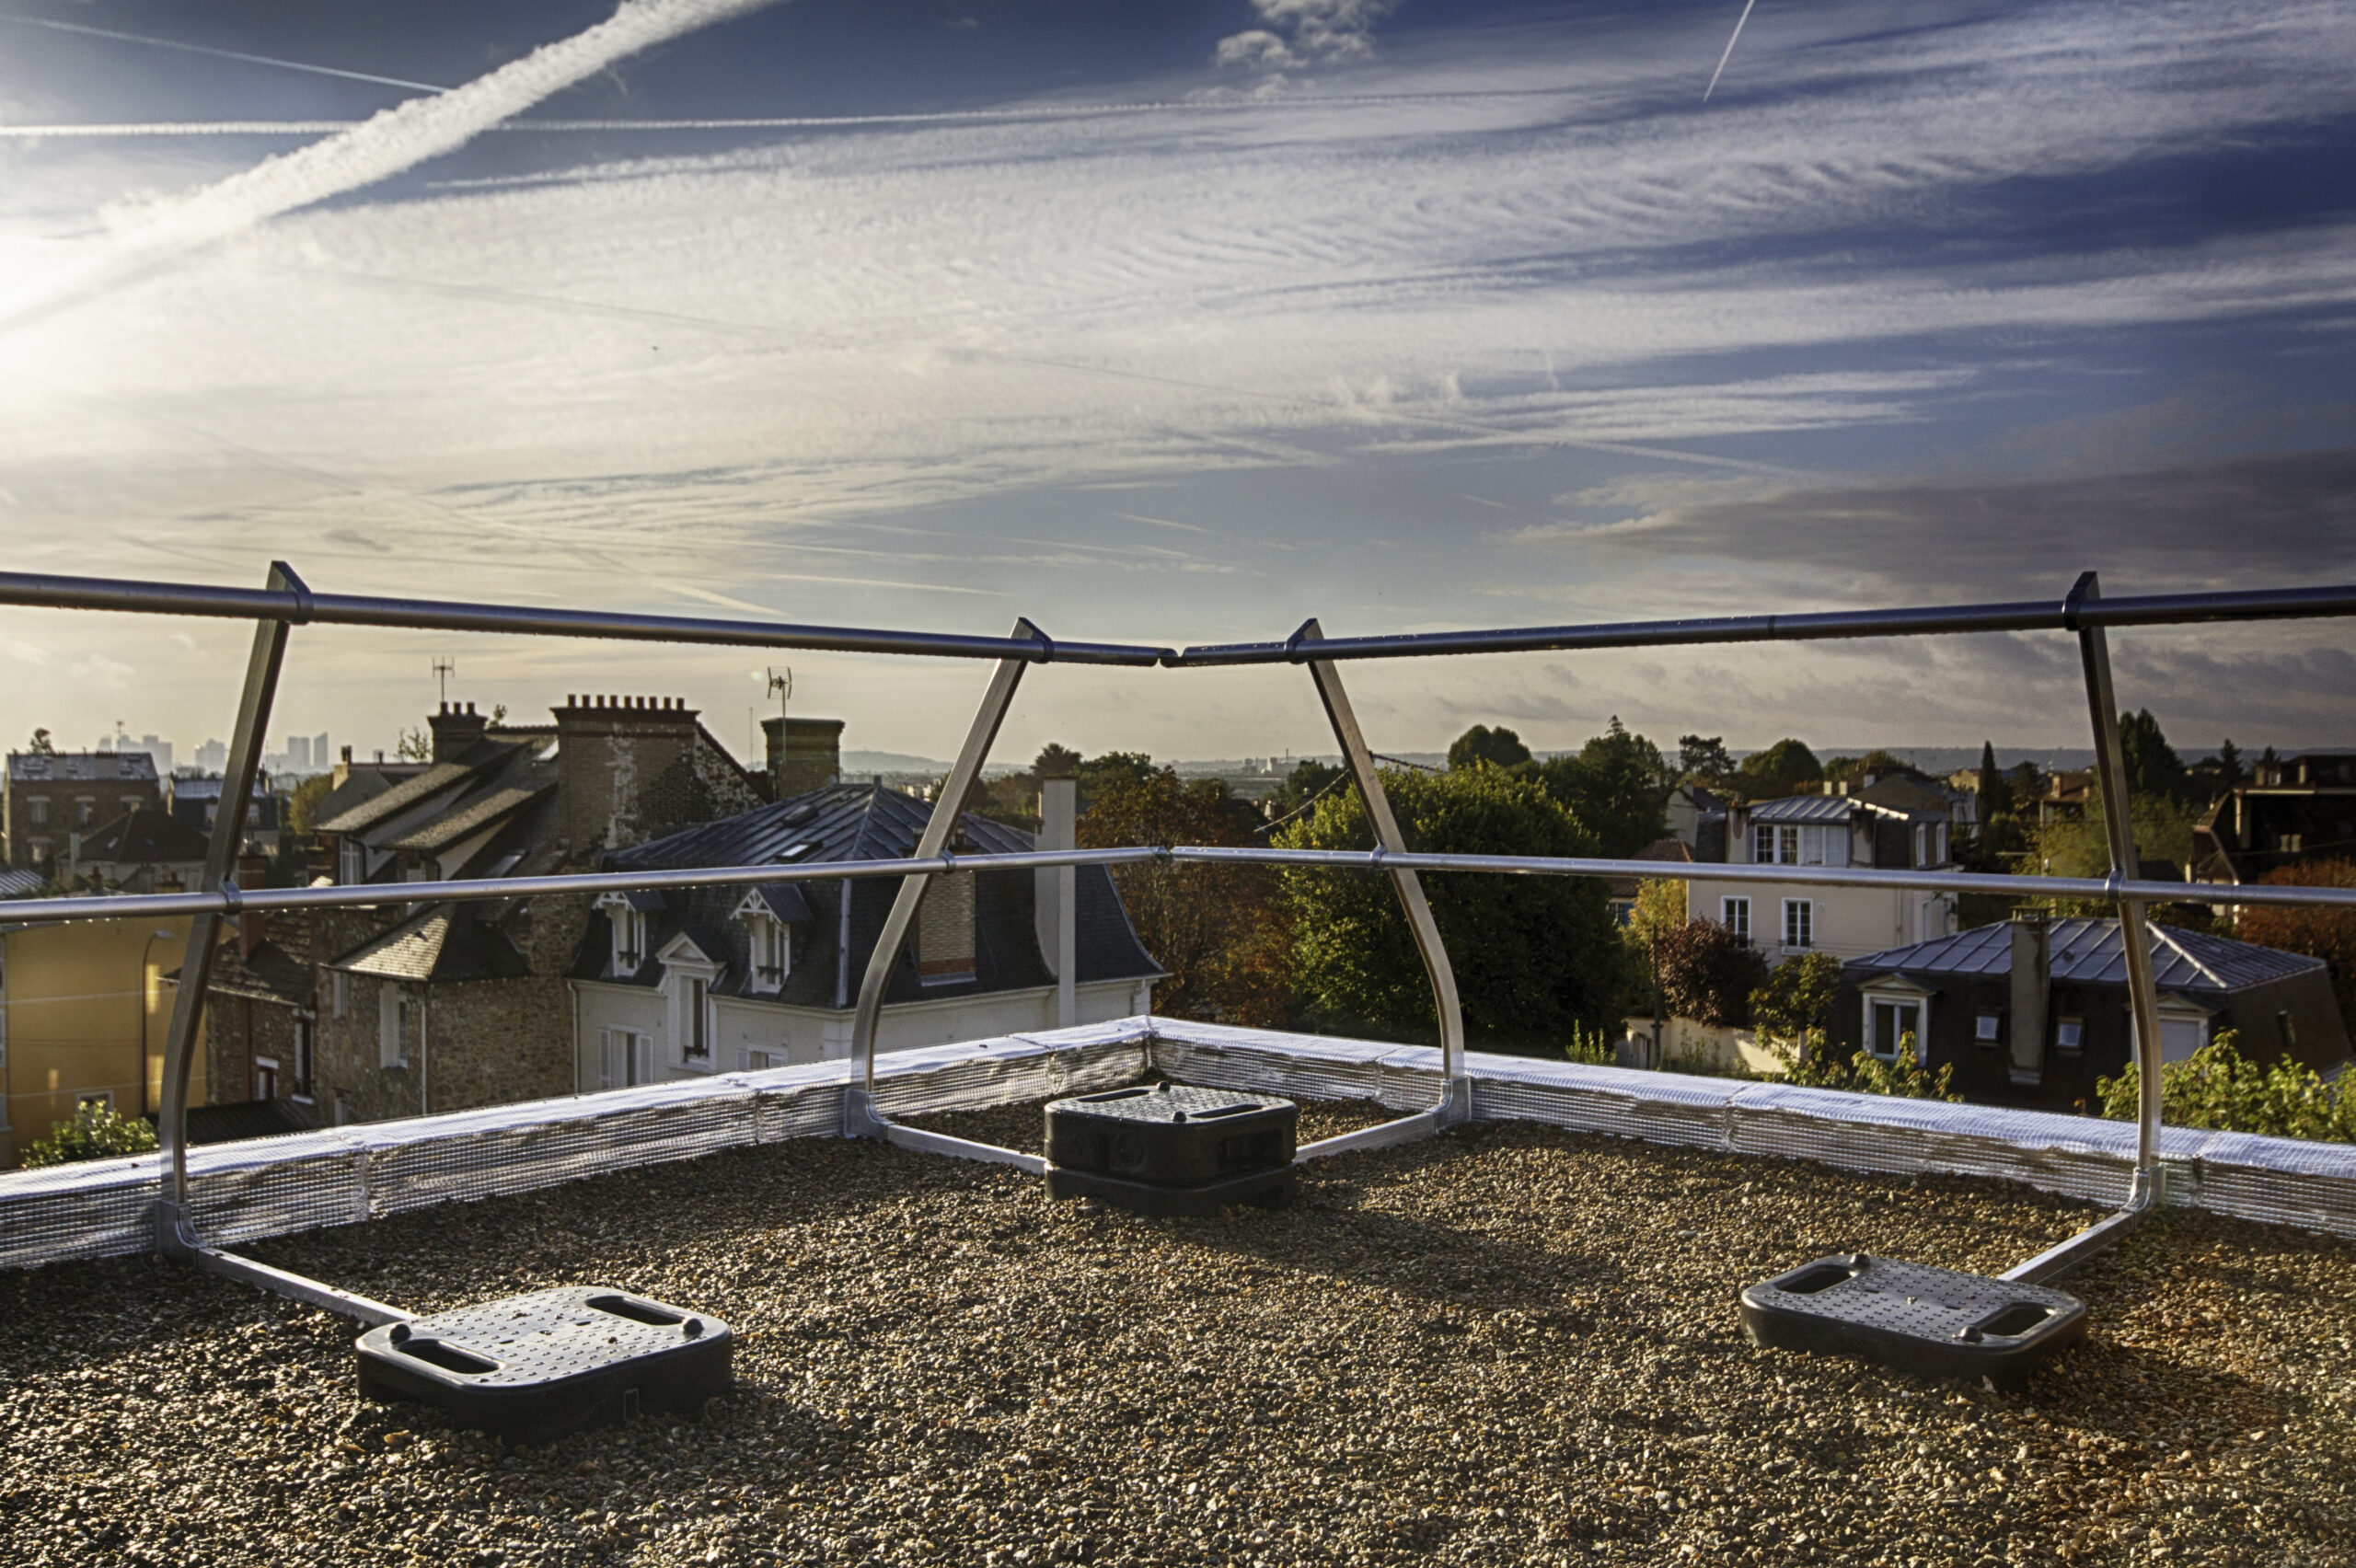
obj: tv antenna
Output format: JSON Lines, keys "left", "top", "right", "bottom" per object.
{"left": 432, "top": 657, "right": 456, "bottom": 704}
{"left": 767, "top": 667, "right": 792, "bottom": 724}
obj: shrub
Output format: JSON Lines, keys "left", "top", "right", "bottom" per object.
{"left": 1564, "top": 1022, "right": 1619, "bottom": 1066}
{"left": 1750, "top": 951, "right": 1842, "bottom": 1043}
{"left": 1782, "top": 1032, "right": 1961, "bottom": 1101}
{"left": 21, "top": 1101, "right": 159, "bottom": 1168}
{"left": 1653, "top": 917, "right": 1769, "bottom": 1028}
{"left": 2095, "top": 1029, "right": 2355, "bottom": 1143}
{"left": 2237, "top": 859, "right": 2356, "bottom": 1034}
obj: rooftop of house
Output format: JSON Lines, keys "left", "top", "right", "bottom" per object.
{"left": 167, "top": 776, "right": 272, "bottom": 804}
{"left": 4, "top": 1055, "right": 2350, "bottom": 1567}
{"left": 574, "top": 781, "right": 1161, "bottom": 1007}
{"left": 6, "top": 749, "right": 158, "bottom": 784}
{"left": 75, "top": 806, "right": 210, "bottom": 865}
{"left": 1848, "top": 917, "right": 2325, "bottom": 995}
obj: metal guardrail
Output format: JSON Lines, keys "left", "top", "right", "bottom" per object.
{"left": 2, "top": 560, "right": 2351, "bottom": 1289}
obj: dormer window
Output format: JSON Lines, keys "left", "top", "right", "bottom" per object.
{"left": 733, "top": 891, "right": 792, "bottom": 995}
{"left": 654, "top": 930, "right": 723, "bottom": 1072}
{"left": 596, "top": 892, "right": 652, "bottom": 975}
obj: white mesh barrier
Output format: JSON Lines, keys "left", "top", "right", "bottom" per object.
{"left": 3, "top": 1019, "right": 2353, "bottom": 1272}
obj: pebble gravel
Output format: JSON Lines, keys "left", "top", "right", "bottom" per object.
{"left": 1, "top": 1089, "right": 2350, "bottom": 1567}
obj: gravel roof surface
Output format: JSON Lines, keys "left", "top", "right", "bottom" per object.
{"left": 2, "top": 1090, "right": 2351, "bottom": 1568}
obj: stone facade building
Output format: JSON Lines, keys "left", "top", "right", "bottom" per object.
{"left": 4, "top": 751, "right": 162, "bottom": 872}
{"left": 205, "top": 696, "right": 768, "bottom": 1130}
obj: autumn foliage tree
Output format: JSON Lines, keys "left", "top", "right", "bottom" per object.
{"left": 1652, "top": 917, "right": 1770, "bottom": 1028}
{"left": 1077, "top": 769, "right": 1293, "bottom": 1028}
{"left": 2238, "top": 859, "right": 2356, "bottom": 1035}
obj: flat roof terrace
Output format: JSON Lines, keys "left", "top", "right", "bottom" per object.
{"left": 3, "top": 1048, "right": 2351, "bottom": 1568}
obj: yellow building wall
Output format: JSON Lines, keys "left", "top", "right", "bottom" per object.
{"left": 1, "top": 916, "right": 207, "bottom": 1168}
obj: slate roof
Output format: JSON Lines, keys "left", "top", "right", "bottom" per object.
{"left": 572, "top": 781, "right": 1162, "bottom": 1009}
{"left": 1749, "top": 795, "right": 1855, "bottom": 824}
{"left": 330, "top": 909, "right": 533, "bottom": 984}
{"left": 77, "top": 809, "right": 209, "bottom": 865}
{"left": 1845, "top": 917, "right": 2325, "bottom": 997}
{"left": 1608, "top": 837, "right": 1693, "bottom": 899}
{"left": 318, "top": 735, "right": 562, "bottom": 883}
{"left": 317, "top": 761, "right": 475, "bottom": 836}
{"left": 0, "top": 869, "right": 44, "bottom": 898}
{"left": 167, "top": 777, "right": 271, "bottom": 804}
{"left": 208, "top": 921, "right": 318, "bottom": 1009}
{"left": 7, "top": 751, "right": 157, "bottom": 783}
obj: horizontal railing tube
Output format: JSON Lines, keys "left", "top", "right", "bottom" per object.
{"left": 1172, "top": 582, "right": 2356, "bottom": 665}
{"left": 3, "top": 844, "right": 2351, "bottom": 928}
{"left": 0, "top": 571, "right": 1172, "bottom": 666}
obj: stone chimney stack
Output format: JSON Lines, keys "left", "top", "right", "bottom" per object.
{"left": 552, "top": 696, "right": 702, "bottom": 851}
{"left": 2008, "top": 911, "right": 2050, "bottom": 1087}
{"left": 237, "top": 853, "right": 270, "bottom": 959}
{"left": 428, "top": 701, "right": 489, "bottom": 762}
{"left": 762, "top": 716, "right": 845, "bottom": 799}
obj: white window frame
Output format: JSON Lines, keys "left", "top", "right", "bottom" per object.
{"left": 599, "top": 1028, "right": 653, "bottom": 1090}
{"left": 733, "top": 893, "right": 791, "bottom": 995}
{"left": 1973, "top": 1010, "right": 2002, "bottom": 1047}
{"left": 658, "top": 947, "right": 721, "bottom": 1071}
{"left": 1781, "top": 898, "right": 1814, "bottom": 951}
{"left": 597, "top": 894, "right": 648, "bottom": 976}
{"left": 2055, "top": 1014, "right": 2085, "bottom": 1054}
{"left": 378, "top": 984, "right": 411, "bottom": 1070}
{"left": 745, "top": 1045, "right": 788, "bottom": 1072}
{"left": 1720, "top": 896, "right": 1751, "bottom": 945}
{"left": 338, "top": 838, "right": 365, "bottom": 885}
{"left": 290, "top": 1014, "right": 315, "bottom": 1102}
{"left": 1864, "top": 989, "right": 1929, "bottom": 1063}
{"left": 1752, "top": 824, "right": 1774, "bottom": 864}
{"left": 254, "top": 1056, "right": 279, "bottom": 1101}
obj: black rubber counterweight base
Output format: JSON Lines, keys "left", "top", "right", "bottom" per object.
{"left": 1045, "top": 1164, "right": 1296, "bottom": 1217}
{"left": 356, "top": 1287, "right": 732, "bottom": 1443}
{"left": 1739, "top": 1254, "right": 2086, "bottom": 1390}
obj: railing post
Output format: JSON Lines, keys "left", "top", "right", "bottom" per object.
{"left": 155, "top": 560, "right": 306, "bottom": 1251}
{"left": 843, "top": 620, "right": 1037, "bottom": 1136}
{"left": 1295, "top": 620, "right": 1470, "bottom": 1104}
{"left": 2070, "top": 571, "right": 2167, "bottom": 1205}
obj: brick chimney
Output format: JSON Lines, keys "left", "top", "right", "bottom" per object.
{"left": 236, "top": 853, "right": 269, "bottom": 958}
{"left": 552, "top": 696, "right": 703, "bottom": 851}
{"left": 428, "top": 700, "right": 489, "bottom": 762}
{"left": 762, "top": 716, "right": 845, "bottom": 799}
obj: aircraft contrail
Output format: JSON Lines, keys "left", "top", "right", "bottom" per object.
{"left": 0, "top": 0, "right": 785, "bottom": 336}
{"left": 0, "top": 14, "right": 447, "bottom": 93}
{"left": 1703, "top": 0, "right": 1759, "bottom": 103}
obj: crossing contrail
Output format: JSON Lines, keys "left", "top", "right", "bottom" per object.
{"left": 1703, "top": 0, "right": 1759, "bottom": 103}
{"left": 0, "top": 0, "right": 785, "bottom": 336}
{"left": 0, "top": 14, "right": 447, "bottom": 93}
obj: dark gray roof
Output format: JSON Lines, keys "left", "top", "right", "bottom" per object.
{"left": 1748, "top": 795, "right": 1855, "bottom": 824}
{"left": 77, "top": 809, "right": 209, "bottom": 864}
{"left": 167, "top": 776, "right": 271, "bottom": 804}
{"left": 1846, "top": 917, "right": 2324, "bottom": 996}
{"left": 330, "top": 909, "right": 532, "bottom": 984}
{"left": 8, "top": 751, "right": 157, "bottom": 783}
{"left": 572, "top": 782, "right": 1161, "bottom": 1008}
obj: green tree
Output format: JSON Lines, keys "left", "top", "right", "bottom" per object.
{"left": 1750, "top": 951, "right": 1842, "bottom": 1043}
{"left": 1677, "top": 734, "right": 1736, "bottom": 785}
{"left": 1075, "top": 750, "right": 1159, "bottom": 808}
{"left": 283, "top": 771, "right": 336, "bottom": 836}
{"left": 2216, "top": 739, "right": 2245, "bottom": 790}
{"left": 2096, "top": 1030, "right": 2353, "bottom": 1143}
{"left": 1536, "top": 717, "right": 1671, "bottom": 859}
{"left": 26, "top": 727, "right": 54, "bottom": 755}
{"left": 1080, "top": 770, "right": 1289, "bottom": 1027}
{"left": 21, "top": 1100, "right": 158, "bottom": 1167}
{"left": 1277, "top": 766, "right": 1617, "bottom": 1051}
{"left": 2027, "top": 785, "right": 2198, "bottom": 885}
{"left": 2118, "top": 709, "right": 2189, "bottom": 805}
{"left": 1784, "top": 1034, "right": 1961, "bottom": 1101}
{"left": 395, "top": 725, "right": 431, "bottom": 761}
{"left": 1447, "top": 724, "right": 1531, "bottom": 771}
{"left": 1265, "top": 757, "right": 1346, "bottom": 825}
{"left": 1034, "top": 743, "right": 1082, "bottom": 779}
{"left": 1735, "top": 739, "right": 1823, "bottom": 801}
{"left": 1976, "top": 741, "right": 2004, "bottom": 812}
{"left": 1652, "top": 917, "right": 1769, "bottom": 1028}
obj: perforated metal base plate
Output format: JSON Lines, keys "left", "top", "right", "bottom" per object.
{"left": 355, "top": 1286, "right": 732, "bottom": 1442}
{"left": 1739, "top": 1254, "right": 2085, "bottom": 1390}
{"left": 1045, "top": 1163, "right": 1296, "bottom": 1217}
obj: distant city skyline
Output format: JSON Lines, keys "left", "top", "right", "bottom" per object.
{"left": 2, "top": 1, "right": 2350, "bottom": 759}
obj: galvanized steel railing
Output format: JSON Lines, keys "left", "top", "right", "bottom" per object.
{"left": 3, "top": 562, "right": 2353, "bottom": 1288}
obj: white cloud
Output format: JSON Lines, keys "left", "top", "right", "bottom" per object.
{"left": 70, "top": 652, "right": 135, "bottom": 688}
{"left": 1217, "top": 0, "right": 1396, "bottom": 74}
{"left": 0, "top": 0, "right": 786, "bottom": 333}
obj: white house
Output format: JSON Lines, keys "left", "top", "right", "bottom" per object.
{"left": 1685, "top": 793, "right": 1958, "bottom": 966}
{"left": 566, "top": 779, "right": 1162, "bottom": 1091}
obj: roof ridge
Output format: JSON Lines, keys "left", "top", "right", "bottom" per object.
{"left": 2148, "top": 922, "right": 2225, "bottom": 987}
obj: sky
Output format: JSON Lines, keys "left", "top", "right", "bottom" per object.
{"left": 0, "top": 0, "right": 2350, "bottom": 770}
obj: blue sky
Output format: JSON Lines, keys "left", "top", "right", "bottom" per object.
{"left": 0, "top": 0, "right": 2350, "bottom": 767}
